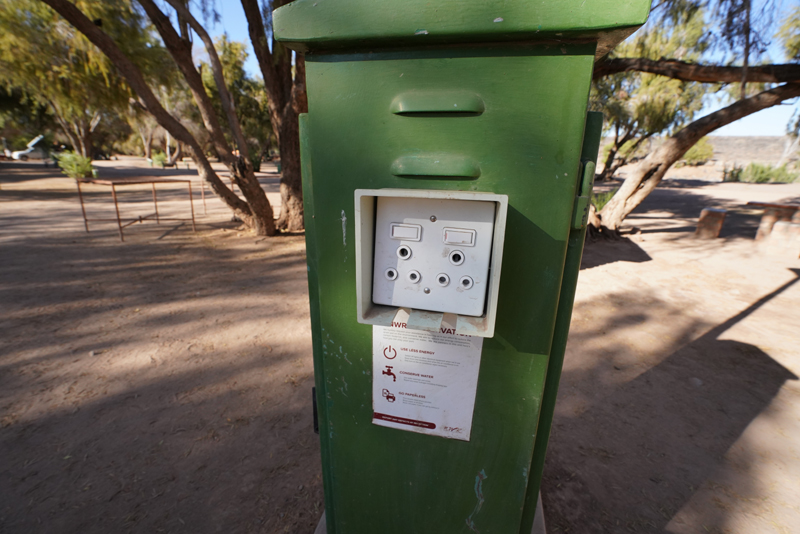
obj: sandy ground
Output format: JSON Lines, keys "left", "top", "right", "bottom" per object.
{"left": 1, "top": 158, "right": 799, "bottom": 534}
{"left": 1, "top": 159, "right": 322, "bottom": 534}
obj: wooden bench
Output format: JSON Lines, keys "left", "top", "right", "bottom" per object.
{"left": 747, "top": 202, "right": 800, "bottom": 258}
{"left": 695, "top": 208, "right": 727, "bottom": 239}
{"left": 746, "top": 202, "right": 800, "bottom": 240}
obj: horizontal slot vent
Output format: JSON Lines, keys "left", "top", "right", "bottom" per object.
{"left": 391, "top": 155, "right": 481, "bottom": 179}
{"left": 391, "top": 91, "right": 485, "bottom": 115}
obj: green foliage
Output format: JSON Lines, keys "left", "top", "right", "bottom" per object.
{"left": 0, "top": 0, "right": 171, "bottom": 157}
{"left": 200, "top": 35, "right": 274, "bottom": 159}
{"left": 151, "top": 151, "right": 167, "bottom": 167}
{"left": 250, "top": 153, "right": 262, "bottom": 172}
{"left": 600, "top": 142, "right": 613, "bottom": 163}
{"left": 722, "top": 164, "right": 743, "bottom": 182}
{"left": 739, "top": 163, "right": 798, "bottom": 183}
{"left": 724, "top": 163, "right": 798, "bottom": 183}
{"left": 0, "top": 87, "right": 56, "bottom": 142}
{"left": 592, "top": 188, "right": 619, "bottom": 211}
{"left": 778, "top": 6, "right": 800, "bottom": 61}
{"left": 55, "top": 151, "right": 93, "bottom": 179}
{"left": 682, "top": 136, "right": 714, "bottom": 165}
{"left": 618, "top": 139, "right": 648, "bottom": 160}
{"left": 591, "top": 7, "right": 709, "bottom": 175}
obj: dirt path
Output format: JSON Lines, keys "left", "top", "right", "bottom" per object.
{"left": 1, "top": 161, "right": 321, "bottom": 534}
{"left": 545, "top": 178, "right": 800, "bottom": 533}
{"left": 1, "top": 160, "right": 799, "bottom": 534}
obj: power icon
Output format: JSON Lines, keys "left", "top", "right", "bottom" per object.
{"left": 383, "top": 345, "right": 397, "bottom": 359}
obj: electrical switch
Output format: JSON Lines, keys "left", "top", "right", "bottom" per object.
{"left": 390, "top": 223, "right": 422, "bottom": 241}
{"left": 443, "top": 228, "right": 476, "bottom": 246}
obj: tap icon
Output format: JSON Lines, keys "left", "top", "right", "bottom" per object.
{"left": 382, "top": 366, "right": 397, "bottom": 382}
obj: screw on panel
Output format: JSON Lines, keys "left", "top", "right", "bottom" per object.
{"left": 430, "top": 216, "right": 437, "bottom": 222}
{"left": 423, "top": 287, "right": 431, "bottom": 294}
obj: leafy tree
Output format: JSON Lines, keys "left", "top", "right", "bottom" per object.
{"left": 37, "top": 0, "right": 284, "bottom": 235}
{"left": 0, "top": 0, "right": 166, "bottom": 158}
{"left": 778, "top": 6, "right": 800, "bottom": 61}
{"left": 590, "top": 0, "right": 800, "bottom": 233}
{"left": 592, "top": 6, "right": 709, "bottom": 181}
{"left": 125, "top": 105, "right": 159, "bottom": 159}
{"left": 681, "top": 136, "right": 714, "bottom": 165}
{"left": 241, "top": 0, "right": 307, "bottom": 231}
{"left": 0, "top": 87, "right": 57, "bottom": 149}
{"left": 200, "top": 35, "right": 274, "bottom": 163}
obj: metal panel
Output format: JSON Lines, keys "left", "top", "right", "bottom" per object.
{"left": 300, "top": 46, "right": 594, "bottom": 533}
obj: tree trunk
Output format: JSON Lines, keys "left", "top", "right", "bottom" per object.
{"left": 599, "top": 143, "right": 618, "bottom": 181}
{"left": 597, "top": 82, "right": 800, "bottom": 231}
{"left": 39, "top": 0, "right": 261, "bottom": 226}
{"left": 137, "top": 0, "right": 276, "bottom": 235}
{"left": 276, "top": 110, "right": 304, "bottom": 231}
{"left": 169, "top": 141, "right": 183, "bottom": 165}
{"left": 593, "top": 58, "right": 800, "bottom": 83}
{"left": 777, "top": 136, "right": 800, "bottom": 167}
{"left": 81, "top": 128, "right": 92, "bottom": 159}
{"left": 139, "top": 127, "right": 154, "bottom": 159}
{"left": 241, "top": 0, "right": 306, "bottom": 232}
{"left": 40, "top": 0, "right": 278, "bottom": 235}
{"left": 51, "top": 108, "right": 81, "bottom": 155}
{"left": 741, "top": 0, "right": 751, "bottom": 100}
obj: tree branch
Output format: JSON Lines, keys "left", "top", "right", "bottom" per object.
{"left": 89, "top": 112, "right": 102, "bottom": 132}
{"left": 593, "top": 58, "right": 800, "bottom": 83}
{"left": 163, "top": 0, "right": 250, "bottom": 159}
{"left": 671, "top": 82, "right": 800, "bottom": 147}
{"left": 136, "top": 0, "right": 235, "bottom": 164}
{"left": 241, "top": 0, "right": 284, "bottom": 135}
{"left": 38, "top": 0, "right": 249, "bottom": 214}
{"left": 599, "top": 82, "right": 800, "bottom": 229}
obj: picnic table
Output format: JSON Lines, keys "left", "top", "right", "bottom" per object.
{"left": 75, "top": 177, "right": 197, "bottom": 242}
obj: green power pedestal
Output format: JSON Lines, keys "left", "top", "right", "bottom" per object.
{"left": 274, "top": 1, "right": 650, "bottom": 532}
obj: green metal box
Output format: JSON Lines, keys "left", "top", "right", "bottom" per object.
{"left": 275, "top": 1, "right": 650, "bottom": 532}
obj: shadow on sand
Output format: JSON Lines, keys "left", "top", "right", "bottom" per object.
{"left": 542, "top": 270, "right": 799, "bottom": 533}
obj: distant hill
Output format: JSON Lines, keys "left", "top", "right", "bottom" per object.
{"left": 600, "top": 136, "right": 792, "bottom": 165}
{"left": 707, "top": 136, "right": 789, "bottom": 164}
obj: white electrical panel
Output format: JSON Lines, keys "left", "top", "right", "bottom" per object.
{"left": 371, "top": 197, "right": 496, "bottom": 316}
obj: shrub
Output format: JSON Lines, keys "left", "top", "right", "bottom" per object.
{"left": 151, "top": 151, "right": 167, "bottom": 167}
{"left": 722, "top": 164, "right": 743, "bottom": 182}
{"left": 682, "top": 137, "right": 714, "bottom": 166}
{"left": 592, "top": 188, "right": 618, "bottom": 211}
{"left": 601, "top": 139, "right": 648, "bottom": 164}
{"left": 249, "top": 153, "right": 262, "bottom": 172}
{"left": 55, "top": 151, "right": 93, "bottom": 179}
{"left": 739, "top": 163, "right": 798, "bottom": 183}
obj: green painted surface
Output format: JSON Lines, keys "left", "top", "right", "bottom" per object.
{"left": 280, "top": 2, "right": 648, "bottom": 532}
{"left": 522, "top": 111, "right": 604, "bottom": 534}
{"left": 300, "top": 48, "right": 591, "bottom": 533}
{"left": 274, "top": 0, "right": 650, "bottom": 52}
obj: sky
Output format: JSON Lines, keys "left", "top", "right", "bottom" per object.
{"left": 204, "top": 2, "right": 798, "bottom": 137}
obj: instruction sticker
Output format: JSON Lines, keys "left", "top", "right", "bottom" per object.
{"left": 372, "top": 324, "right": 483, "bottom": 441}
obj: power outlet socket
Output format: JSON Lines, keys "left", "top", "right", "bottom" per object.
{"left": 371, "top": 197, "right": 496, "bottom": 317}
